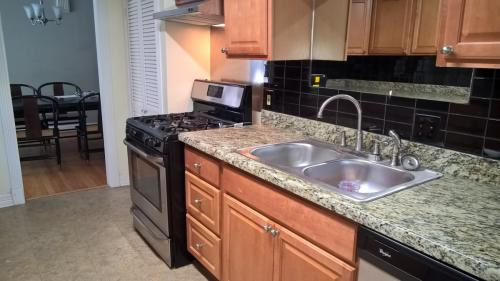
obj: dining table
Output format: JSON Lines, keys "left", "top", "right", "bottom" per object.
{"left": 12, "top": 93, "right": 100, "bottom": 116}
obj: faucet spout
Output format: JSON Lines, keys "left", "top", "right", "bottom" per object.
{"left": 388, "top": 130, "right": 402, "bottom": 166}
{"left": 317, "top": 94, "right": 363, "bottom": 151}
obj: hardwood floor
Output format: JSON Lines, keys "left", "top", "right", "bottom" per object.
{"left": 19, "top": 136, "right": 107, "bottom": 200}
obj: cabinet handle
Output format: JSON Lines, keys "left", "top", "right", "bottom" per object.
{"left": 195, "top": 243, "right": 204, "bottom": 250}
{"left": 440, "top": 45, "right": 454, "bottom": 55}
{"left": 263, "top": 225, "right": 273, "bottom": 233}
{"left": 193, "top": 163, "right": 201, "bottom": 172}
{"left": 221, "top": 48, "right": 229, "bottom": 54}
{"left": 194, "top": 198, "right": 203, "bottom": 206}
{"left": 269, "top": 228, "right": 279, "bottom": 237}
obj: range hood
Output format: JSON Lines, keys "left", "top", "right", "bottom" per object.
{"left": 153, "top": 0, "right": 224, "bottom": 26}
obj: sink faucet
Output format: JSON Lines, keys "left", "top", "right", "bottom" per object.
{"left": 388, "top": 130, "right": 401, "bottom": 166}
{"left": 317, "top": 94, "right": 363, "bottom": 152}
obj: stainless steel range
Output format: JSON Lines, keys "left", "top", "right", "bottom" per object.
{"left": 124, "top": 80, "right": 252, "bottom": 268}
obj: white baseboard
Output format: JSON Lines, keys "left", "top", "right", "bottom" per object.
{"left": 0, "top": 194, "right": 14, "bottom": 208}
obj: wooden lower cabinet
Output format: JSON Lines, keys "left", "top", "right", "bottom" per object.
{"left": 222, "top": 194, "right": 356, "bottom": 281}
{"left": 187, "top": 214, "right": 222, "bottom": 279}
{"left": 186, "top": 171, "right": 221, "bottom": 235}
{"left": 222, "top": 194, "right": 275, "bottom": 281}
{"left": 184, "top": 147, "right": 357, "bottom": 281}
{"left": 274, "top": 225, "right": 356, "bottom": 281}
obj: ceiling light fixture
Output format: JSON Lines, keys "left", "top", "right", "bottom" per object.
{"left": 23, "top": 0, "right": 64, "bottom": 26}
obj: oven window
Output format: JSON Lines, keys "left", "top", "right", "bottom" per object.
{"left": 131, "top": 153, "right": 162, "bottom": 210}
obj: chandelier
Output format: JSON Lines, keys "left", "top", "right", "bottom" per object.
{"left": 23, "top": 0, "right": 65, "bottom": 26}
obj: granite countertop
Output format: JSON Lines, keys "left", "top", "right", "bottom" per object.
{"left": 179, "top": 125, "right": 500, "bottom": 281}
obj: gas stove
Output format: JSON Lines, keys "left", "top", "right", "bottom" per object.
{"left": 125, "top": 80, "right": 252, "bottom": 155}
{"left": 126, "top": 112, "right": 234, "bottom": 154}
{"left": 124, "top": 80, "right": 251, "bottom": 269}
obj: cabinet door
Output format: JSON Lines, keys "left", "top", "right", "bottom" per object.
{"left": 409, "top": 0, "right": 441, "bottom": 54}
{"left": 224, "top": 0, "right": 269, "bottom": 57}
{"left": 222, "top": 194, "right": 274, "bottom": 281}
{"left": 347, "top": 0, "right": 372, "bottom": 55}
{"left": 369, "top": 0, "right": 413, "bottom": 54}
{"left": 273, "top": 225, "right": 356, "bottom": 281}
{"left": 437, "top": 0, "right": 500, "bottom": 67}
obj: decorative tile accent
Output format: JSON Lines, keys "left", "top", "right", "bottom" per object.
{"left": 325, "top": 79, "right": 470, "bottom": 103}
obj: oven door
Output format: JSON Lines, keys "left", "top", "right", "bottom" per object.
{"left": 124, "top": 140, "right": 170, "bottom": 236}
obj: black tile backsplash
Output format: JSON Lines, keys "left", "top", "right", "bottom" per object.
{"left": 487, "top": 120, "right": 500, "bottom": 139}
{"left": 445, "top": 132, "right": 484, "bottom": 155}
{"left": 447, "top": 115, "right": 487, "bottom": 136}
{"left": 264, "top": 57, "right": 500, "bottom": 160}
{"left": 449, "top": 98, "right": 490, "bottom": 117}
{"left": 385, "top": 105, "right": 414, "bottom": 124}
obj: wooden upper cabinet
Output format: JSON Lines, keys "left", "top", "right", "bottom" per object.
{"left": 224, "top": 0, "right": 270, "bottom": 58}
{"left": 273, "top": 225, "right": 356, "bottom": 281}
{"left": 222, "top": 194, "right": 275, "bottom": 281}
{"left": 347, "top": 0, "right": 373, "bottom": 55}
{"left": 351, "top": 0, "right": 440, "bottom": 55}
{"left": 408, "top": 0, "right": 441, "bottom": 54}
{"left": 223, "top": 0, "right": 350, "bottom": 60}
{"left": 369, "top": 0, "right": 413, "bottom": 54}
{"left": 437, "top": 0, "right": 500, "bottom": 68}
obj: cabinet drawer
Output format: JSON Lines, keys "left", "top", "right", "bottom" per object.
{"left": 185, "top": 147, "right": 220, "bottom": 186}
{"left": 186, "top": 171, "right": 221, "bottom": 235}
{"left": 187, "top": 214, "right": 221, "bottom": 279}
{"left": 222, "top": 166, "right": 357, "bottom": 264}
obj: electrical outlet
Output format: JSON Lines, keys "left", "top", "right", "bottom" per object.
{"left": 414, "top": 114, "right": 441, "bottom": 142}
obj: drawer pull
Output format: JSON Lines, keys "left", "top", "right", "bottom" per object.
{"left": 194, "top": 198, "right": 203, "bottom": 205}
{"left": 263, "top": 225, "right": 273, "bottom": 233}
{"left": 195, "top": 243, "right": 204, "bottom": 250}
{"left": 193, "top": 163, "right": 201, "bottom": 172}
{"left": 269, "top": 228, "right": 279, "bottom": 237}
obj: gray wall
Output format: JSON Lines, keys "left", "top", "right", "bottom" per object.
{"left": 0, "top": 0, "right": 99, "bottom": 91}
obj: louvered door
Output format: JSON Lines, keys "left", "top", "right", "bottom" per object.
{"left": 126, "top": 0, "right": 163, "bottom": 116}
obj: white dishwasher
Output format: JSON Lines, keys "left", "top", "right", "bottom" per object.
{"left": 357, "top": 226, "right": 480, "bottom": 281}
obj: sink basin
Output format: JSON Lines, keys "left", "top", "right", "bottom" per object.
{"left": 303, "top": 159, "right": 415, "bottom": 193}
{"left": 302, "top": 159, "right": 440, "bottom": 201}
{"left": 246, "top": 141, "right": 344, "bottom": 168}
{"left": 238, "top": 140, "right": 442, "bottom": 202}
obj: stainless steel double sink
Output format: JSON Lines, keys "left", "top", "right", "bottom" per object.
{"left": 238, "top": 139, "right": 442, "bottom": 202}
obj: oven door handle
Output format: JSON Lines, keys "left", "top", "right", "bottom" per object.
{"left": 123, "top": 140, "right": 164, "bottom": 165}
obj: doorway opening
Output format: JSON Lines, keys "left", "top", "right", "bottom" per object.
{"left": 1, "top": 0, "right": 106, "bottom": 200}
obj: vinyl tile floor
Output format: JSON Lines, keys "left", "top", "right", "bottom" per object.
{"left": 0, "top": 186, "right": 209, "bottom": 281}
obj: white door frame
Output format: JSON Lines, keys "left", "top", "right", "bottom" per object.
{"left": 0, "top": 13, "right": 25, "bottom": 206}
{"left": 93, "top": 0, "right": 131, "bottom": 188}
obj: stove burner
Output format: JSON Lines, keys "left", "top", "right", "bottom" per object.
{"left": 130, "top": 113, "right": 232, "bottom": 142}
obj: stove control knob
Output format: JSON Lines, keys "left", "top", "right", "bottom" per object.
{"left": 145, "top": 137, "right": 156, "bottom": 147}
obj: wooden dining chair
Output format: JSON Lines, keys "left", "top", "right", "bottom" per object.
{"left": 37, "top": 82, "right": 83, "bottom": 132}
{"left": 10, "top": 84, "right": 40, "bottom": 128}
{"left": 13, "top": 95, "right": 61, "bottom": 166}
{"left": 76, "top": 93, "right": 103, "bottom": 161}
{"left": 10, "top": 84, "right": 38, "bottom": 98}
{"left": 37, "top": 82, "right": 82, "bottom": 97}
